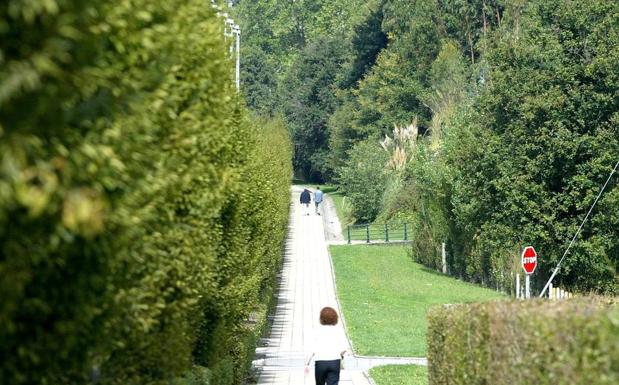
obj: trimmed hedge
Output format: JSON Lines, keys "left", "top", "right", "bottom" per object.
{"left": 427, "top": 299, "right": 619, "bottom": 385}
{"left": 1, "top": 1, "right": 291, "bottom": 384}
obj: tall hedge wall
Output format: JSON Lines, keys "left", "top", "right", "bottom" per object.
{"left": 427, "top": 299, "right": 619, "bottom": 385}
{"left": 0, "top": 1, "right": 292, "bottom": 384}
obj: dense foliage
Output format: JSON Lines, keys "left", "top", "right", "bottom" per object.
{"left": 442, "top": 0, "right": 619, "bottom": 293}
{"left": 0, "top": 1, "right": 292, "bottom": 384}
{"left": 337, "top": 140, "right": 389, "bottom": 222}
{"left": 279, "top": 37, "right": 347, "bottom": 181}
{"left": 234, "top": 0, "right": 380, "bottom": 180}
{"left": 238, "top": 0, "right": 618, "bottom": 294}
{"left": 427, "top": 299, "right": 619, "bottom": 385}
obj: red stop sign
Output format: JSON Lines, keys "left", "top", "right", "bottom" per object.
{"left": 521, "top": 246, "right": 537, "bottom": 274}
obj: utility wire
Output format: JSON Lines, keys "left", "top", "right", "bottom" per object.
{"left": 539, "top": 159, "right": 619, "bottom": 297}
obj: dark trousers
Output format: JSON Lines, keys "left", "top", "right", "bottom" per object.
{"left": 315, "top": 359, "right": 341, "bottom": 385}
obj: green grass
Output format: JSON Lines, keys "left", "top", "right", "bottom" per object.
{"left": 318, "top": 183, "right": 339, "bottom": 194}
{"left": 330, "top": 244, "right": 504, "bottom": 356}
{"left": 294, "top": 182, "right": 338, "bottom": 194}
{"left": 369, "top": 365, "right": 428, "bottom": 385}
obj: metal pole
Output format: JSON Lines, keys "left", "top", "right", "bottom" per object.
{"left": 441, "top": 242, "right": 447, "bottom": 274}
{"left": 525, "top": 274, "right": 530, "bottom": 299}
{"left": 539, "top": 159, "right": 619, "bottom": 297}
{"left": 215, "top": 4, "right": 241, "bottom": 92}
{"left": 385, "top": 224, "right": 389, "bottom": 242}
{"left": 235, "top": 26, "right": 240, "bottom": 90}
{"left": 404, "top": 223, "right": 408, "bottom": 241}
{"left": 347, "top": 226, "right": 351, "bottom": 244}
{"left": 366, "top": 225, "right": 370, "bottom": 243}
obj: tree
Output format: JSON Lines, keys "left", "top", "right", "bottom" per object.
{"left": 338, "top": 139, "right": 390, "bottom": 222}
{"left": 241, "top": 47, "right": 279, "bottom": 114}
{"left": 280, "top": 36, "right": 348, "bottom": 181}
{"left": 447, "top": 0, "right": 619, "bottom": 292}
{"left": 341, "top": 1, "right": 388, "bottom": 88}
{"left": 353, "top": 0, "right": 443, "bottom": 136}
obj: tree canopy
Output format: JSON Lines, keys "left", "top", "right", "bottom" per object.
{"left": 238, "top": 0, "right": 618, "bottom": 293}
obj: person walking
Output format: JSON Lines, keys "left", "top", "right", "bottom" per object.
{"left": 314, "top": 186, "right": 324, "bottom": 215}
{"left": 305, "top": 307, "right": 348, "bottom": 385}
{"left": 300, "top": 188, "right": 311, "bottom": 216}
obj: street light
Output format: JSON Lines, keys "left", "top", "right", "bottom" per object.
{"left": 211, "top": 1, "right": 240, "bottom": 91}
{"left": 232, "top": 24, "right": 240, "bottom": 90}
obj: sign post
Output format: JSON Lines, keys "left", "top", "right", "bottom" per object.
{"left": 521, "top": 246, "right": 537, "bottom": 299}
{"left": 525, "top": 274, "right": 530, "bottom": 299}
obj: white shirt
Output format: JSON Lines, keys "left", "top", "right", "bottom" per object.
{"left": 314, "top": 190, "right": 324, "bottom": 203}
{"left": 308, "top": 325, "right": 349, "bottom": 362}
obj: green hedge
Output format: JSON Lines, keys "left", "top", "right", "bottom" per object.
{"left": 0, "top": 1, "right": 291, "bottom": 384}
{"left": 427, "top": 299, "right": 619, "bottom": 385}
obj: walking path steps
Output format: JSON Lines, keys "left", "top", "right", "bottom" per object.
{"left": 252, "top": 186, "right": 426, "bottom": 384}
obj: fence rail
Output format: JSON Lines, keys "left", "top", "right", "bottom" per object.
{"left": 346, "top": 223, "right": 411, "bottom": 244}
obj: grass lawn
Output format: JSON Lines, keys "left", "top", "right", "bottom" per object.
{"left": 318, "top": 184, "right": 339, "bottom": 194}
{"left": 330, "top": 244, "right": 504, "bottom": 356}
{"left": 369, "top": 365, "right": 428, "bottom": 385}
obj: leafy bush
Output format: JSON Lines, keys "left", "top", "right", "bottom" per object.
{"left": 377, "top": 143, "right": 451, "bottom": 271}
{"left": 0, "top": 1, "right": 291, "bottom": 384}
{"left": 427, "top": 298, "right": 619, "bottom": 385}
{"left": 338, "top": 139, "right": 389, "bottom": 222}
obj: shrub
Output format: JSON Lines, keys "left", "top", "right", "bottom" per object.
{"left": 397, "top": 144, "right": 451, "bottom": 271}
{"left": 338, "top": 138, "right": 389, "bottom": 222}
{"left": 0, "top": 1, "right": 291, "bottom": 384}
{"left": 427, "top": 298, "right": 619, "bottom": 385}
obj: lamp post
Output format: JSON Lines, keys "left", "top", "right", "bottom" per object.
{"left": 233, "top": 24, "right": 240, "bottom": 90}
{"left": 211, "top": 1, "right": 240, "bottom": 91}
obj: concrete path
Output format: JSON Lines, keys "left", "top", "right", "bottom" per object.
{"left": 252, "top": 186, "right": 370, "bottom": 384}
{"left": 252, "top": 186, "right": 425, "bottom": 385}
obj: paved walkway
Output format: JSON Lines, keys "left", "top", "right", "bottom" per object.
{"left": 252, "top": 187, "right": 424, "bottom": 385}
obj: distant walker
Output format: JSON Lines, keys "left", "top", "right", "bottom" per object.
{"left": 314, "top": 186, "right": 324, "bottom": 215}
{"left": 300, "top": 188, "right": 312, "bottom": 216}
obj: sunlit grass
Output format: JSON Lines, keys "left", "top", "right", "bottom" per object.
{"left": 369, "top": 365, "right": 428, "bottom": 385}
{"left": 331, "top": 244, "right": 505, "bottom": 356}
